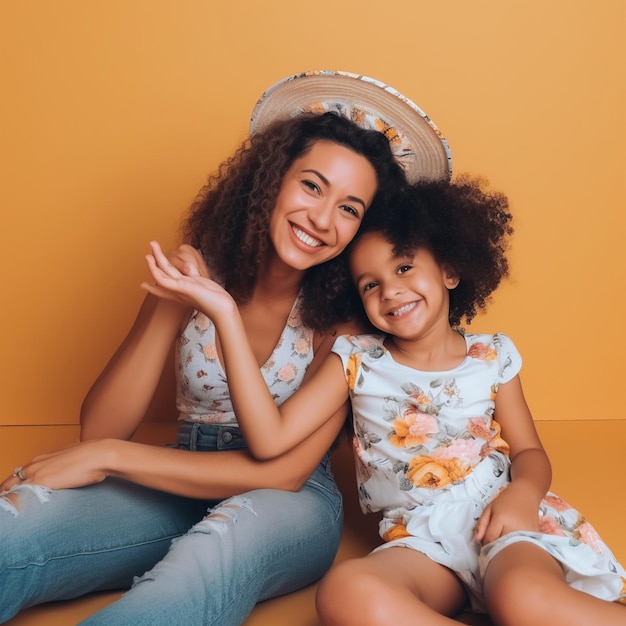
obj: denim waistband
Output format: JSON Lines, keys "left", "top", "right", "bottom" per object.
{"left": 176, "top": 421, "right": 248, "bottom": 452}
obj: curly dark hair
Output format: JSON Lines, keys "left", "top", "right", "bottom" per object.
{"left": 181, "top": 112, "right": 407, "bottom": 332}
{"left": 349, "top": 175, "right": 513, "bottom": 327}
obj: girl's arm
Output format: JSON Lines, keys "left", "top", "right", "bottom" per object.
{"left": 474, "top": 374, "right": 552, "bottom": 545}
{"left": 1, "top": 244, "right": 347, "bottom": 495}
{"left": 144, "top": 241, "right": 351, "bottom": 460}
{"left": 220, "top": 319, "right": 350, "bottom": 459}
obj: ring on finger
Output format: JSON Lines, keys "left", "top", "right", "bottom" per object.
{"left": 12, "top": 466, "right": 25, "bottom": 481}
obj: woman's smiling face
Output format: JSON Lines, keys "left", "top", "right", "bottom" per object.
{"left": 269, "top": 140, "right": 378, "bottom": 271}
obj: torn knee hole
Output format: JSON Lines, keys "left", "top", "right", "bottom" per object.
{"left": 0, "top": 492, "right": 20, "bottom": 514}
{"left": 206, "top": 502, "right": 239, "bottom": 521}
{"left": 0, "top": 484, "right": 51, "bottom": 515}
{"left": 191, "top": 495, "right": 257, "bottom": 534}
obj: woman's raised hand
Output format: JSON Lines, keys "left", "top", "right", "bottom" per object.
{"left": 142, "top": 241, "right": 237, "bottom": 318}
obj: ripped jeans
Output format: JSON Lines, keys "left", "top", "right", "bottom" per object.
{"left": 0, "top": 423, "right": 343, "bottom": 626}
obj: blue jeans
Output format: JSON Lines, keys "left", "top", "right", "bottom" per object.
{"left": 0, "top": 423, "right": 343, "bottom": 625}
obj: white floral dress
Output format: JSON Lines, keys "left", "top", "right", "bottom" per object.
{"left": 332, "top": 332, "right": 626, "bottom": 611}
{"left": 177, "top": 294, "right": 314, "bottom": 424}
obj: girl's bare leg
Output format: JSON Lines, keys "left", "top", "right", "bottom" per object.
{"left": 483, "top": 542, "right": 626, "bottom": 626}
{"left": 316, "top": 547, "right": 467, "bottom": 626}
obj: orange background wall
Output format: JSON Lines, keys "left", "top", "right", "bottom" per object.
{"left": 1, "top": 1, "right": 624, "bottom": 434}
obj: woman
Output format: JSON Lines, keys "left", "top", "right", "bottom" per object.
{"left": 0, "top": 71, "right": 450, "bottom": 625}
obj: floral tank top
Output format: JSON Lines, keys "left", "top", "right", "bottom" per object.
{"left": 176, "top": 294, "right": 314, "bottom": 424}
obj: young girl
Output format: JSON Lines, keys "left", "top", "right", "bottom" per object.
{"left": 145, "top": 176, "right": 626, "bottom": 625}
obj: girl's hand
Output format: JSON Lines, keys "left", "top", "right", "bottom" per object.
{"left": 474, "top": 481, "right": 541, "bottom": 545}
{"left": 142, "top": 241, "right": 236, "bottom": 318}
{"left": 0, "top": 440, "right": 117, "bottom": 492}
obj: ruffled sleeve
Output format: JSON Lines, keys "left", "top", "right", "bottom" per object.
{"left": 493, "top": 333, "right": 523, "bottom": 384}
{"left": 331, "top": 334, "right": 385, "bottom": 391}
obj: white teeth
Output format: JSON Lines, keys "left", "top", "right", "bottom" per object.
{"left": 292, "top": 225, "right": 322, "bottom": 248}
{"left": 390, "top": 302, "right": 417, "bottom": 316}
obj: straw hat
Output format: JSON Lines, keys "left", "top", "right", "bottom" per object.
{"left": 250, "top": 70, "right": 452, "bottom": 182}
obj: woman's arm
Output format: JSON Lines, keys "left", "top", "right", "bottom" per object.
{"left": 80, "top": 293, "right": 190, "bottom": 441}
{"left": 144, "top": 241, "right": 351, "bottom": 459}
{"left": 474, "top": 374, "right": 552, "bottom": 544}
{"left": 81, "top": 244, "right": 207, "bottom": 440}
{"left": 0, "top": 406, "right": 347, "bottom": 496}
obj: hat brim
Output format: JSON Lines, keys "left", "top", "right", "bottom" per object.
{"left": 250, "top": 71, "right": 452, "bottom": 182}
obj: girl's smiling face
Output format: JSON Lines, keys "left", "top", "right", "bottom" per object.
{"left": 350, "top": 232, "right": 459, "bottom": 341}
{"left": 269, "top": 140, "right": 378, "bottom": 271}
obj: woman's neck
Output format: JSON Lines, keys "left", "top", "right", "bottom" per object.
{"left": 252, "top": 252, "right": 304, "bottom": 304}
